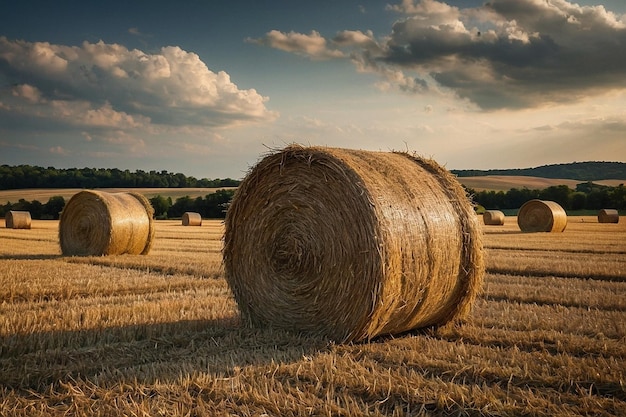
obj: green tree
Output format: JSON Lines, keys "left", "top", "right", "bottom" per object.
{"left": 149, "top": 195, "right": 171, "bottom": 219}
{"left": 570, "top": 192, "right": 587, "bottom": 210}
{"left": 539, "top": 185, "right": 571, "bottom": 209}
{"left": 43, "top": 196, "right": 65, "bottom": 219}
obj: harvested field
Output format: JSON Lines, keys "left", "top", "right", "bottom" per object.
{"left": 0, "top": 216, "right": 625, "bottom": 416}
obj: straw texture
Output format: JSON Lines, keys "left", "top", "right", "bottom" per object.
{"left": 483, "top": 210, "right": 505, "bottom": 226}
{"left": 5, "top": 211, "right": 31, "bottom": 229}
{"left": 517, "top": 199, "right": 567, "bottom": 232}
{"left": 59, "top": 190, "right": 155, "bottom": 256}
{"left": 598, "top": 209, "right": 619, "bottom": 224}
{"left": 182, "top": 212, "right": 202, "bottom": 226}
{"left": 223, "top": 145, "right": 484, "bottom": 343}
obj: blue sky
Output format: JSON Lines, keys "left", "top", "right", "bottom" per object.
{"left": 1, "top": 0, "right": 625, "bottom": 179}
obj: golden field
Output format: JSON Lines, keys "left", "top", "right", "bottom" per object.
{"left": 0, "top": 187, "right": 236, "bottom": 205}
{"left": 456, "top": 176, "right": 625, "bottom": 192}
{"left": 1, "top": 216, "right": 625, "bottom": 416}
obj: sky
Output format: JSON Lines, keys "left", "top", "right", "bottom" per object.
{"left": 1, "top": 0, "right": 625, "bottom": 180}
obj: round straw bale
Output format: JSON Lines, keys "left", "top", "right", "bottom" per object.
{"left": 223, "top": 145, "right": 484, "bottom": 343}
{"left": 517, "top": 199, "right": 567, "bottom": 232}
{"left": 59, "top": 190, "right": 155, "bottom": 256}
{"left": 598, "top": 209, "right": 619, "bottom": 223}
{"left": 5, "top": 211, "right": 31, "bottom": 229}
{"left": 483, "top": 210, "right": 505, "bottom": 226}
{"left": 182, "top": 211, "right": 202, "bottom": 226}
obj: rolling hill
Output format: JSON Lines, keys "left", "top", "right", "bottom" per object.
{"left": 451, "top": 161, "right": 626, "bottom": 180}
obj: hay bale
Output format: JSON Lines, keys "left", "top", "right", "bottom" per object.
{"left": 182, "top": 211, "right": 202, "bottom": 226}
{"left": 223, "top": 145, "right": 484, "bottom": 343}
{"left": 517, "top": 199, "right": 567, "bottom": 232}
{"left": 59, "top": 190, "right": 154, "bottom": 256}
{"left": 5, "top": 211, "right": 31, "bottom": 229}
{"left": 598, "top": 209, "right": 619, "bottom": 223}
{"left": 483, "top": 210, "right": 505, "bottom": 226}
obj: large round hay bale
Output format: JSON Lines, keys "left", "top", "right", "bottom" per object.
{"left": 59, "top": 190, "right": 154, "bottom": 256}
{"left": 598, "top": 209, "right": 619, "bottom": 224}
{"left": 483, "top": 210, "right": 505, "bottom": 226}
{"left": 5, "top": 211, "right": 31, "bottom": 229}
{"left": 517, "top": 199, "right": 567, "bottom": 232}
{"left": 223, "top": 145, "right": 484, "bottom": 343}
{"left": 182, "top": 211, "right": 202, "bottom": 226}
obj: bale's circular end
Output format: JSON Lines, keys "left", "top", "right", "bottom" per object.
{"left": 182, "top": 212, "right": 202, "bottom": 226}
{"left": 224, "top": 145, "right": 484, "bottom": 342}
{"left": 59, "top": 190, "right": 154, "bottom": 256}
{"left": 517, "top": 199, "right": 567, "bottom": 232}
{"left": 5, "top": 211, "right": 31, "bottom": 229}
{"left": 483, "top": 210, "right": 505, "bottom": 226}
{"left": 598, "top": 209, "right": 619, "bottom": 224}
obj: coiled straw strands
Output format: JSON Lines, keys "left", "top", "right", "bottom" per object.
{"left": 224, "top": 145, "right": 484, "bottom": 343}
{"left": 483, "top": 210, "right": 505, "bottom": 226}
{"left": 59, "top": 190, "right": 155, "bottom": 256}
{"left": 517, "top": 199, "right": 567, "bottom": 232}
{"left": 598, "top": 209, "right": 619, "bottom": 223}
{"left": 182, "top": 212, "right": 202, "bottom": 226}
{"left": 5, "top": 211, "right": 31, "bottom": 229}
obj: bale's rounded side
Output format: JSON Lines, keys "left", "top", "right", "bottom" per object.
{"left": 598, "top": 209, "right": 619, "bottom": 224}
{"left": 59, "top": 190, "right": 154, "bottom": 256}
{"left": 182, "top": 212, "right": 202, "bottom": 226}
{"left": 517, "top": 199, "right": 567, "bottom": 232}
{"left": 5, "top": 211, "right": 31, "bottom": 229}
{"left": 223, "top": 145, "right": 484, "bottom": 342}
{"left": 483, "top": 210, "right": 505, "bottom": 226}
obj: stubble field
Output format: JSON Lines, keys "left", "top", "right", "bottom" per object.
{"left": 0, "top": 216, "right": 625, "bottom": 416}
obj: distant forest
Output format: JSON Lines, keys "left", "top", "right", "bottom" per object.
{"left": 3, "top": 161, "right": 624, "bottom": 190}
{"left": 452, "top": 161, "right": 626, "bottom": 180}
{"left": 1, "top": 162, "right": 625, "bottom": 218}
{"left": 0, "top": 165, "right": 240, "bottom": 190}
{"left": 468, "top": 182, "right": 625, "bottom": 212}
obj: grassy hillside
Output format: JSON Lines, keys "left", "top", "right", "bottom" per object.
{"left": 456, "top": 176, "right": 625, "bottom": 192}
{"left": 452, "top": 161, "right": 626, "bottom": 180}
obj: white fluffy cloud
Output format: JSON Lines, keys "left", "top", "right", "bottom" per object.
{"left": 251, "top": 0, "right": 626, "bottom": 110}
{"left": 0, "top": 36, "right": 278, "bottom": 129}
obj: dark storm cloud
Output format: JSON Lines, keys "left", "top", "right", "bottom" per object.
{"left": 253, "top": 0, "right": 626, "bottom": 109}
{"left": 380, "top": 0, "right": 626, "bottom": 108}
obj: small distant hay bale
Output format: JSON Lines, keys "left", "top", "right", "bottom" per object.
{"left": 517, "top": 199, "right": 567, "bottom": 233}
{"left": 5, "top": 211, "right": 31, "bottom": 229}
{"left": 598, "top": 209, "right": 619, "bottom": 224}
{"left": 182, "top": 212, "right": 202, "bottom": 226}
{"left": 483, "top": 210, "right": 505, "bottom": 226}
{"left": 223, "top": 145, "right": 485, "bottom": 343}
{"left": 59, "top": 190, "right": 154, "bottom": 256}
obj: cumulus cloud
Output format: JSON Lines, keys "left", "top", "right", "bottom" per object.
{"left": 252, "top": 0, "right": 626, "bottom": 110}
{"left": 0, "top": 36, "right": 278, "bottom": 132}
{"left": 246, "top": 30, "right": 345, "bottom": 60}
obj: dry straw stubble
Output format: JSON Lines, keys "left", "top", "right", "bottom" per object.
{"left": 517, "top": 199, "right": 567, "bottom": 233}
{"left": 598, "top": 208, "right": 619, "bottom": 223}
{"left": 5, "top": 210, "right": 31, "bottom": 229}
{"left": 59, "top": 190, "right": 155, "bottom": 256}
{"left": 182, "top": 212, "right": 202, "bottom": 226}
{"left": 223, "top": 145, "right": 484, "bottom": 343}
{"left": 483, "top": 210, "right": 505, "bottom": 226}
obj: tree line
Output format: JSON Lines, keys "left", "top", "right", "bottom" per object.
{"left": 0, "top": 190, "right": 236, "bottom": 220}
{"left": 3, "top": 182, "right": 624, "bottom": 221}
{"left": 0, "top": 165, "right": 240, "bottom": 190}
{"left": 469, "top": 182, "right": 626, "bottom": 212}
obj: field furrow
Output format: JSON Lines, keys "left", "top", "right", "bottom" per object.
{"left": 0, "top": 217, "right": 624, "bottom": 416}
